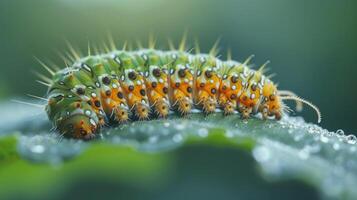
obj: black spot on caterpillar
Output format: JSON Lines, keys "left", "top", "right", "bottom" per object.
{"left": 33, "top": 36, "right": 321, "bottom": 140}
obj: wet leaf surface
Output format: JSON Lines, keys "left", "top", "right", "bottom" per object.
{"left": 0, "top": 102, "right": 356, "bottom": 200}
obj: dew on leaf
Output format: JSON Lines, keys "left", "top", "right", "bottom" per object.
{"left": 252, "top": 146, "right": 271, "bottom": 163}
{"left": 346, "top": 135, "right": 357, "bottom": 145}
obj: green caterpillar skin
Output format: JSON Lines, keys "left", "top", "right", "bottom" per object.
{"left": 45, "top": 49, "right": 288, "bottom": 140}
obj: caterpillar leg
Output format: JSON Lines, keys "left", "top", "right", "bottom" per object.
{"left": 112, "top": 105, "right": 130, "bottom": 123}
{"left": 176, "top": 97, "right": 192, "bottom": 115}
{"left": 238, "top": 104, "right": 253, "bottom": 119}
{"left": 223, "top": 101, "right": 236, "bottom": 115}
{"left": 202, "top": 97, "right": 217, "bottom": 114}
{"left": 133, "top": 102, "right": 150, "bottom": 120}
{"left": 259, "top": 104, "right": 269, "bottom": 120}
{"left": 153, "top": 99, "right": 170, "bottom": 118}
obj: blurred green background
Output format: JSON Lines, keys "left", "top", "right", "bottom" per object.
{"left": 0, "top": 0, "right": 356, "bottom": 133}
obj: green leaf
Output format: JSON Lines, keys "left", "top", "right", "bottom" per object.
{"left": 0, "top": 102, "right": 356, "bottom": 200}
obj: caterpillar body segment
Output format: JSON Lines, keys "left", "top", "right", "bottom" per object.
{"left": 193, "top": 54, "right": 221, "bottom": 114}
{"left": 166, "top": 51, "right": 194, "bottom": 115}
{"left": 41, "top": 45, "right": 321, "bottom": 140}
{"left": 135, "top": 50, "right": 170, "bottom": 118}
{"left": 218, "top": 61, "right": 246, "bottom": 115}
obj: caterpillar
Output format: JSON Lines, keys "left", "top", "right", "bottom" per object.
{"left": 35, "top": 36, "right": 321, "bottom": 140}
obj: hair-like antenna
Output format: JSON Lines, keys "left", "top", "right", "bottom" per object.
{"left": 11, "top": 99, "right": 45, "bottom": 108}
{"left": 278, "top": 90, "right": 303, "bottom": 111}
{"left": 280, "top": 96, "right": 321, "bottom": 123}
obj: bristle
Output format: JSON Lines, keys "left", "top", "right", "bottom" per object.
{"left": 148, "top": 33, "right": 156, "bottom": 49}
{"left": 26, "top": 94, "right": 48, "bottom": 101}
{"left": 167, "top": 38, "right": 175, "bottom": 50}
{"left": 122, "top": 41, "right": 128, "bottom": 51}
{"left": 34, "top": 57, "right": 55, "bottom": 75}
{"left": 179, "top": 30, "right": 188, "bottom": 51}
{"left": 209, "top": 37, "right": 221, "bottom": 57}
{"left": 43, "top": 59, "right": 61, "bottom": 71}
{"left": 242, "top": 54, "right": 255, "bottom": 66}
{"left": 128, "top": 42, "right": 134, "bottom": 51}
{"left": 107, "top": 32, "right": 117, "bottom": 51}
{"left": 32, "top": 71, "right": 52, "bottom": 83}
{"left": 258, "top": 60, "right": 270, "bottom": 73}
{"left": 102, "top": 42, "right": 111, "bottom": 53}
{"left": 92, "top": 43, "right": 100, "bottom": 55}
{"left": 65, "top": 40, "right": 81, "bottom": 60}
{"left": 194, "top": 38, "right": 200, "bottom": 54}
{"left": 36, "top": 80, "right": 51, "bottom": 87}
{"left": 87, "top": 40, "right": 91, "bottom": 56}
{"left": 227, "top": 48, "right": 232, "bottom": 61}
{"left": 136, "top": 40, "right": 144, "bottom": 49}
{"left": 266, "top": 73, "right": 276, "bottom": 79}
{"left": 56, "top": 50, "right": 74, "bottom": 65}
{"left": 11, "top": 99, "right": 45, "bottom": 108}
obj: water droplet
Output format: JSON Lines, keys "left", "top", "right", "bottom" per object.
{"left": 252, "top": 146, "right": 271, "bottom": 163}
{"left": 225, "top": 130, "right": 234, "bottom": 138}
{"left": 175, "top": 123, "right": 185, "bottom": 130}
{"left": 346, "top": 134, "right": 357, "bottom": 145}
{"left": 336, "top": 129, "right": 344, "bottom": 138}
{"left": 294, "top": 134, "right": 303, "bottom": 142}
{"left": 320, "top": 133, "right": 329, "bottom": 143}
{"left": 172, "top": 134, "right": 183, "bottom": 143}
{"left": 163, "top": 122, "right": 170, "bottom": 127}
{"left": 197, "top": 128, "right": 208, "bottom": 137}
{"left": 30, "top": 145, "right": 45, "bottom": 154}
{"left": 298, "top": 149, "right": 310, "bottom": 160}
{"left": 333, "top": 143, "right": 340, "bottom": 151}
{"left": 148, "top": 136, "right": 159, "bottom": 143}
